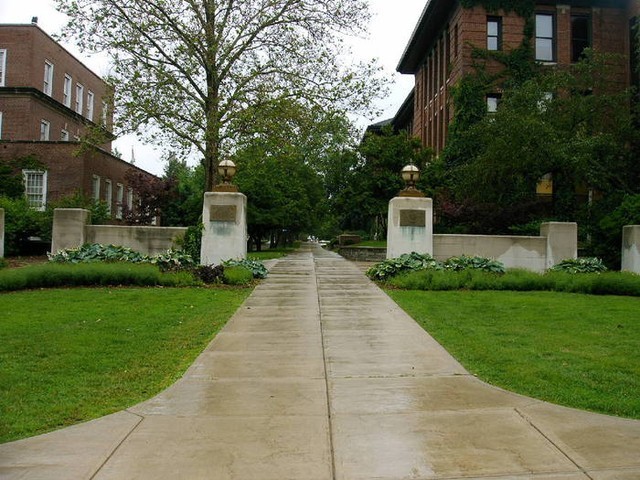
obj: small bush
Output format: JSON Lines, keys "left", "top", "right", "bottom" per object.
{"left": 224, "top": 258, "right": 268, "bottom": 279}
{"left": 223, "top": 266, "right": 254, "bottom": 285}
{"left": 443, "top": 255, "right": 506, "bottom": 274}
{"left": 0, "top": 258, "right": 7, "bottom": 270}
{"left": 366, "top": 252, "right": 442, "bottom": 281}
{"left": 550, "top": 257, "right": 608, "bottom": 274}
{"left": 193, "top": 264, "right": 224, "bottom": 284}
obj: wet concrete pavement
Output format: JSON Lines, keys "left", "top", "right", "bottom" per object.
{"left": 1, "top": 244, "right": 639, "bottom": 479}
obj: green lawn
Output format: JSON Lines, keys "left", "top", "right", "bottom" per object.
{"left": 0, "top": 287, "right": 250, "bottom": 443}
{"left": 248, "top": 247, "right": 296, "bottom": 260}
{"left": 353, "top": 240, "right": 387, "bottom": 248}
{"left": 388, "top": 290, "right": 640, "bottom": 419}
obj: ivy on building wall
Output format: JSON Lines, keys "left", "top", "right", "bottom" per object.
{"left": 444, "top": 0, "right": 538, "bottom": 167}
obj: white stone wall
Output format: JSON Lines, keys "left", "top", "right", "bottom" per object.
{"left": 0, "top": 208, "right": 5, "bottom": 258}
{"left": 622, "top": 226, "right": 640, "bottom": 274}
{"left": 86, "top": 226, "right": 187, "bottom": 256}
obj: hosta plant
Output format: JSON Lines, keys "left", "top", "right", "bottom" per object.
{"left": 550, "top": 257, "right": 608, "bottom": 274}
{"left": 366, "top": 252, "right": 442, "bottom": 281}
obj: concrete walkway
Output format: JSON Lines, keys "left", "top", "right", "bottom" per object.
{"left": 1, "top": 243, "right": 640, "bottom": 479}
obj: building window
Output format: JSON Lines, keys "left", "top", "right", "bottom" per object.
{"left": 87, "top": 91, "right": 95, "bottom": 121}
{"left": 536, "top": 13, "right": 555, "bottom": 62}
{"left": 116, "top": 183, "right": 124, "bottom": 219}
{"left": 486, "top": 94, "right": 501, "bottom": 113}
{"left": 127, "top": 187, "right": 134, "bottom": 210}
{"left": 101, "top": 101, "right": 108, "bottom": 127}
{"left": 75, "top": 84, "right": 84, "bottom": 114}
{"left": 23, "top": 170, "right": 47, "bottom": 211}
{"left": 0, "top": 49, "right": 6, "bottom": 86}
{"left": 43, "top": 61, "right": 54, "bottom": 96}
{"left": 61, "top": 129, "right": 69, "bottom": 141}
{"left": 104, "top": 179, "right": 113, "bottom": 215}
{"left": 40, "top": 120, "right": 50, "bottom": 141}
{"left": 632, "top": 17, "right": 639, "bottom": 90}
{"left": 0, "top": 112, "right": 3, "bottom": 139}
{"left": 487, "top": 16, "right": 502, "bottom": 51}
{"left": 571, "top": 15, "right": 591, "bottom": 63}
{"left": 63, "top": 74, "right": 72, "bottom": 107}
{"left": 92, "top": 175, "right": 101, "bottom": 201}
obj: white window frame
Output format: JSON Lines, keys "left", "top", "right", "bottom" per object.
{"left": 61, "top": 129, "right": 69, "bottom": 141}
{"left": 101, "top": 101, "right": 108, "bottom": 127}
{"left": 92, "top": 175, "right": 101, "bottom": 202}
{"left": 87, "top": 90, "right": 95, "bottom": 121}
{"left": 0, "top": 49, "right": 6, "bottom": 87}
{"left": 40, "top": 120, "right": 50, "bottom": 141}
{"left": 487, "top": 16, "right": 502, "bottom": 51}
{"left": 104, "top": 179, "right": 113, "bottom": 215}
{"left": 127, "top": 187, "right": 134, "bottom": 210}
{"left": 0, "top": 111, "right": 3, "bottom": 140}
{"left": 23, "top": 170, "right": 48, "bottom": 211}
{"left": 116, "top": 183, "right": 124, "bottom": 219}
{"left": 75, "top": 84, "right": 84, "bottom": 114}
{"left": 535, "top": 13, "right": 556, "bottom": 62}
{"left": 63, "top": 74, "right": 72, "bottom": 107}
{"left": 43, "top": 60, "right": 54, "bottom": 96}
{"left": 486, "top": 94, "right": 501, "bottom": 114}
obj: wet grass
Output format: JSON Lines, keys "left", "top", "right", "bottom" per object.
{"left": 388, "top": 290, "right": 640, "bottom": 419}
{"left": 0, "top": 287, "right": 251, "bottom": 443}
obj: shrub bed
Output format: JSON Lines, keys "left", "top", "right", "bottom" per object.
{"left": 388, "top": 269, "right": 640, "bottom": 296}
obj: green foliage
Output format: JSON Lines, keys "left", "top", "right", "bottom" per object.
{"left": 0, "top": 258, "right": 7, "bottom": 270}
{"left": 388, "top": 268, "right": 640, "bottom": 296}
{"left": 0, "top": 263, "right": 196, "bottom": 292}
{"left": 48, "top": 244, "right": 196, "bottom": 272}
{"left": 443, "top": 255, "right": 506, "bottom": 274}
{"left": 330, "top": 126, "right": 432, "bottom": 238}
{"left": 224, "top": 258, "right": 268, "bottom": 279}
{"left": 178, "top": 224, "right": 203, "bottom": 263}
{"left": 0, "top": 155, "right": 45, "bottom": 200}
{"left": 161, "top": 159, "right": 204, "bottom": 227}
{"left": 593, "top": 194, "right": 640, "bottom": 268}
{"left": 46, "top": 193, "right": 111, "bottom": 226}
{"left": 222, "top": 266, "right": 254, "bottom": 285}
{"left": 366, "top": 252, "right": 442, "bottom": 281}
{"left": 550, "top": 258, "right": 608, "bottom": 274}
{"left": 0, "top": 196, "right": 49, "bottom": 256}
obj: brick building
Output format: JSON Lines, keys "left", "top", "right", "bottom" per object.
{"left": 396, "top": 0, "right": 638, "bottom": 155}
{"left": 0, "top": 23, "right": 156, "bottom": 218}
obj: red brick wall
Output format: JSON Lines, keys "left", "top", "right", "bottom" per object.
{"left": 0, "top": 142, "right": 156, "bottom": 221}
{"left": 410, "top": 2, "right": 634, "bottom": 154}
{"left": 0, "top": 25, "right": 113, "bottom": 144}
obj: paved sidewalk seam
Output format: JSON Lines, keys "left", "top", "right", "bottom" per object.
{"left": 89, "top": 413, "right": 144, "bottom": 480}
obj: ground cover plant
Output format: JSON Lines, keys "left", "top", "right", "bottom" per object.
{"left": 0, "top": 287, "right": 251, "bottom": 443}
{"left": 387, "top": 290, "right": 640, "bottom": 419}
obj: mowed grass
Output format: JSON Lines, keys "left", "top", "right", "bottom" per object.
{"left": 387, "top": 290, "right": 640, "bottom": 419}
{"left": 0, "top": 287, "right": 250, "bottom": 443}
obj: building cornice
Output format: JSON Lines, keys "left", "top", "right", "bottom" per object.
{"left": 397, "top": 0, "right": 632, "bottom": 75}
{"left": 0, "top": 86, "right": 115, "bottom": 140}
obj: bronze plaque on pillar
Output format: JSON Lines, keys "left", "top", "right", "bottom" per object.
{"left": 400, "top": 209, "right": 426, "bottom": 227}
{"left": 210, "top": 205, "right": 237, "bottom": 222}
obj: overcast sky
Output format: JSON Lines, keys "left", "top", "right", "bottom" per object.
{"left": 0, "top": 0, "right": 426, "bottom": 175}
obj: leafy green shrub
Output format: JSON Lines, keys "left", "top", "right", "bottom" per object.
{"left": 0, "top": 263, "right": 196, "bottom": 292}
{"left": 366, "top": 252, "right": 442, "bottom": 281}
{"left": 0, "top": 258, "right": 7, "bottom": 270}
{"left": 48, "top": 244, "right": 195, "bottom": 272}
{"left": 223, "top": 266, "right": 254, "bottom": 285}
{"left": 388, "top": 268, "right": 640, "bottom": 296}
{"left": 179, "top": 224, "right": 203, "bottom": 263}
{"left": 550, "top": 258, "right": 608, "bottom": 274}
{"left": 224, "top": 258, "right": 268, "bottom": 279}
{"left": 193, "top": 264, "right": 224, "bottom": 284}
{"left": 0, "top": 196, "right": 49, "bottom": 256}
{"left": 443, "top": 255, "right": 506, "bottom": 274}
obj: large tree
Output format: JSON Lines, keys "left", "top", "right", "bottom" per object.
{"left": 56, "top": 0, "right": 386, "bottom": 190}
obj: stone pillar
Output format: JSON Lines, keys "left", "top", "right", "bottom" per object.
{"left": 200, "top": 192, "right": 247, "bottom": 265}
{"left": 51, "top": 208, "right": 91, "bottom": 254}
{"left": 386, "top": 197, "right": 433, "bottom": 259}
{"left": 622, "top": 225, "right": 640, "bottom": 274}
{"left": 540, "top": 222, "right": 577, "bottom": 270}
{"left": 0, "top": 208, "right": 5, "bottom": 258}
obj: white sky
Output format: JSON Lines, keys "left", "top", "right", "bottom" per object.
{"left": 0, "top": 0, "right": 426, "bottom": 175}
